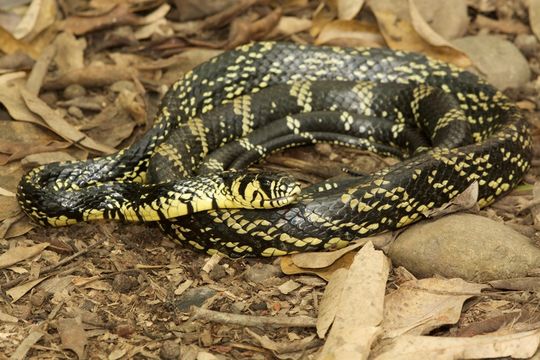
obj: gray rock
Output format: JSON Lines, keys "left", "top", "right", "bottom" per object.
{"left": 175, "top": 286, "right": 217, "bottom": 312}
{"left": 452, "top": 35, "right": 530, "bottom": 89}
{"left": 388, "top": 213, "right": 540, "bottom": 282}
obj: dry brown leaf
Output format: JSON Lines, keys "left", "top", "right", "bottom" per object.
{"left": 373, "top": 330, "right": 540, "bottom": 360}
{"left": 175, "top": 0, "right": 238, "bottom": 21}
{"left": 202, "top": 0, "right": 259, "bottom": 30}
{"left": 291, "top": 242, "right": 364, "bottom": 268}
{"left": 20, "top": 87, "right": 116, "bottom": 154}
{"left": 6, "top": 276, "right": 50, "bottom": 302}
{"left": 310, "top": 3, "right": 337, "bottom": 37}
{"left": 316, "top": 268, "right": 348, "bottom": 338}
{"left": 369, "top": 0, "right": 471, "bottom": 67}
{"left": 57, "top": 317, "right": 88, "bottom": 359}
{"left": 53, "top": 32, "right": 87, "bottom": 73}
{"left": 4, "top": 216, "right": 34, "bottom": 239}
{"left": 43, "top": 64, "right": 138, "bottom": 90}
{"left": 318, "top": 242, "right": 390, "bottom": 359}
{"left": 9, "top": 328, "right": 45, "bottom": 360}
{"left": 0, "top": 140, "right": 71, "bottom": 165}
{"left": 0, "top": 76, "right": 114, "bottom": 154}
{"left": 12, "top": 0, "right": 56, "bottom": 41}
{"left": 0, "top": 310, "right": 19, "bottom": 323}
{"left": 61, "top": 3, "right": 139, "bottom": 35}
{"left": 0, "top": 196, "right": 20, "bottom": 221}
{"left": 246, "top": 328, "right": 319, "bottom": 356}
{"left": 0, "top": 242, "right": 49, "bottom": 269}
{"left": 530, "top": 0, "right": 540, "bottom": 41}
{"left": 337, "top": 0, "right": 366, "bottom": 20}
{"left": 409, "top": 0, "right": 458, "bottom": 47}
{"left": 489, "top": 277, "right": 540, "bottom": 291}
{"left": 0, "top": 213, "right": 24, "bottom": 238}
{"left": 0, "top": 26, "right": 39, "bottom": 58}
{"left": 227, "top": 8, "right": 283, "bottom": 49}
{"left": 316, "top": 19, "right": 385, "bottom": 47}
{"left": 275, "top": 16, "right": 312, "bottom": 37}
{"left": 281, "top": 251, "right": 356, "bottom": 281}
{"left": 382, "top": 278, "right": 487, "bottom": 338}
{"left": 25, "top": 44, "right": 55, "bottom": 96}
{"left": 475, "top": 14, "right": 529, "bottom": 34}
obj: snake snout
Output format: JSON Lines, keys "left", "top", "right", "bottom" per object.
{"left": 230, "top": 172, "right": 300, "bottom": 209}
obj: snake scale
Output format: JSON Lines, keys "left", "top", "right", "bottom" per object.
{"left": 17, "top": 42, "right": 532, "bottom": 257}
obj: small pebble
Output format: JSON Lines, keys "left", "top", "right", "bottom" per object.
{"left": 40, "top": 92, "right": 57, "bottom": 106}
{"left": 514, "top": 34, "right": 540, "bottom": 57}
{"left": 67, "top": 105, "right": 84, "bottom": 119}
{"left": 160, "top": 340, "right": 181, "bottom": 360}
{"left": 63, "top": 84, "right": 86, "bottom": 99}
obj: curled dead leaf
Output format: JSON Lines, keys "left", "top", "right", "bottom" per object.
{"left": 369, "top": 0, "right": 471, "bottom": 67}
{"left": 315, "top": 19, "right": 385, "bottom": 47}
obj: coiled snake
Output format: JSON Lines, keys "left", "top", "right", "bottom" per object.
{"left": 17, "top": 42, "right": 532, "bottom": 257}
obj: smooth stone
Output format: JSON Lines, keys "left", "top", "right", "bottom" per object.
{"left": 388, "top": 213, "right": 540, "bottom": 282}
{"left": 452, "top": 35, "right": 530, "bottom": 89}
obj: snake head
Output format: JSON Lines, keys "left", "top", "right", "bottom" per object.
{"left": 222, "top": 171, "right": 301, "bottom": 209}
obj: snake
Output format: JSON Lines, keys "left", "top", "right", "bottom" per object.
{"left": 17, "top": 42, "right": 532, "bottom": 257}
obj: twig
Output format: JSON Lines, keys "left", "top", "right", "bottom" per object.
{"left": 190, "top": 306, "right": 316, "bottom": 328}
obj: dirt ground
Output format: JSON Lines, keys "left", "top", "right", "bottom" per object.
{"left": 1, "top": 0, "right": 540, "bottom": 359}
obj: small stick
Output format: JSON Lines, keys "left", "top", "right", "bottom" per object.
{"left": 190, "top": 306, "right": 317, "bottom": 328}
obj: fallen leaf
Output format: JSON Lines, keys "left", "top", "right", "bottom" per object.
{"left": 337, "top": 0, "right": 366, "bottom": 20}
{"left": 9, "top": 328, "right": 45, "bottom": 360}
{"left": 57, "top": 317, "right": 88, "bottom": 359}
{"left": 530, "top": 0, "right": 540, "bottom": 41}
{"left": 382, "top": 278, "right": 487, "bottom": 338}
{"left": 0, "top": 195, "right": 20, "bottom": 221}
{"left": 227, "top": 8, "right": 282, "bottom": 49}
{"left": 12, "top": 0, "right": 57, "bottom": 41}
{"left": 291, "top": 242, "right": 364, "bottom": 268}
{"left": 277, "top": 279, "right": 301, "bottom": 295}
{"left": 20, "top": 87, "right": 116, "bottom": 154}
{"left": 373, "top": 330, "right": 540, "bottom": 360}
{"left": 410, "top": 0, "right": 468, "bottom": 39}
{"left": 275, "top": 16, "right": 312, "bottom": 37}
{"left": 0, "top": 26, "right": 39, "bottom": 58}
{"left": 368, "top": 0, "right": 471, "bottom": 67}
{"left": 7, "top": 276, "right": 50, "bottom": 302}
{"left": 246, "top": 328, "right": 320, "bottom": 357}
{"left": 280, "top": 251, "right": 356, "bottom": 281}
{"left": 318, "top": 242, "right": 390, "bottom": 359}
{"left": 316, "top": 268, "right": 347, "bottom": 338}
{"left": 0, "top": 310, "right": 19, "bottom": 323}
{"left": 53, "top": 32, "right": 87, "bottom": 73}
{"left": 488, "top": 277, "right": 540, "bottom": 291}
{"left": 0, "top": 242, "right": 49, "bottom": 269}
{"left": 61, "top": 3, "right": 139, "bottom": 35}
{"left": 43, "top": 64, "right": 138, "bottom": 90}
{"left": 315, "top": 19, "right": 385, "bottom": 47}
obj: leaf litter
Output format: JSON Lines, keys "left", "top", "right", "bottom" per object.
{"left": 0, "top": 0, "right": 540, "bottom": 359}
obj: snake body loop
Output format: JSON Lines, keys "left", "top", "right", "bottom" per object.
{"left": 17, "top": 42, "right": 532, "bottom": 257}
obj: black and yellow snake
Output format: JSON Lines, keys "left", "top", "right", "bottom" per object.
{"left": 17, "top": 42, "right": 532, "bottom": 257}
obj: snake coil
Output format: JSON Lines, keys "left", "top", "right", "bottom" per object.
{"left": 18, "top": 42, "right": 532, "bottom": 257}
